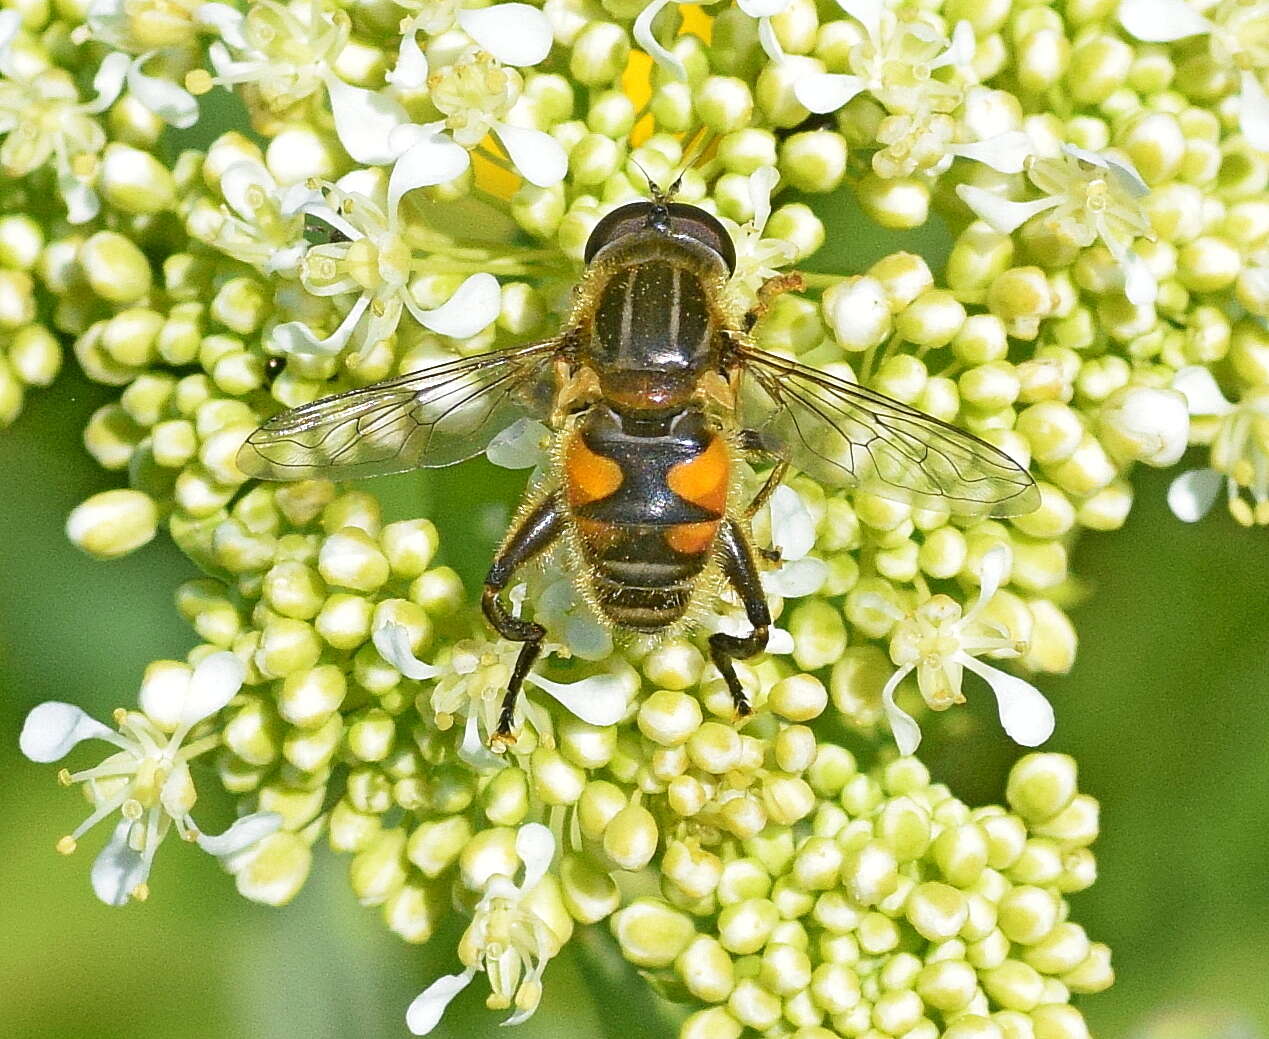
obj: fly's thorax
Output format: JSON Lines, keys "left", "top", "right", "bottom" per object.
{"left": 572, "top": 231, "right": 734, "bottom": 413}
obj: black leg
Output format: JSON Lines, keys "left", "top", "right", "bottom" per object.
{"left": 710, "top": 519, "right": 772, "bottom": 719}
{"left": 482, "top": 493, "right": 565, "bottom": 742}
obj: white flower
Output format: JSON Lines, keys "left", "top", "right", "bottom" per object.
{"left": 406, "top": 823, "right": 567, "bottom": 1034}
{"left": 1167, "top": 366, "right": 1269, "bottom": 526}
{"left": 793, "top": 1, "right": 976, "bottom": 117}
{"left": 486, "top": 417, "right": 553, "bottom": 471}
{"left": 872, "top": 111, "right": 1032, "bottom": 179}
{"left": 387, "top": 1, "right": 555, "bottom": 90}
{"left": 1098, "top": 384, "right": 1190, "bottom": 467}
{"left": 373, "top": 621, "right": 634, "bottom": 768}
{"left": 865, "top": 546, "right": 1055, "bottom": 755}
{"left": 196, "top": 160, "right": 318, "bottom": 275}
{"left": 727, "top": 165, "right": 798, "bottom": 306}
{"left": 0, "top": 11, "right": 129, "bottom": 222}
{"left": 1119, "top": 0, "right": 1269, "bottom": 152}
{"left": 192, "top": 1, "right": 408, "bottom": 165}
{"left": 957, "top": 145, "right": 1157, "bottom": 305}
{"left": 18, "top": 652, "right": 279, "bottom": 904}
{"left": 271, "top": 180, "right": 502, "bottom": 357}
{"left": 635, "top": 0, "right": 794, "bottom": 76}
{"left": 74, "top": 0, "right": 202, "bottom": 128}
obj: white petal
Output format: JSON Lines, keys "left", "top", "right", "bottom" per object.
{"left": 412, "top": 273, "right": 501, "bottom": 339}
{"left": 881, "top": 666, "right": 922, "bottom": 756}
{"left": 271, "top": 294, "right": 370, "bottom": 357}
{"left": 127, "top": 56, "right": 199, "bottom": 128}
{"left": 793, "top": 72, "right": 867, "bottom": 114}
{"left": 278, "top": 181, "right": 322, "bottom": 217}
{"left": 1239, "top": 72, "right": 1269, "bottom": 153}
{"left": 633, "top": 0, "right": 685, "bottom": 81}
{"left": 1092, "top": 150, "right": 1150, "bottom": 199}
{"left": 955, "top": 184, "right": 1061, "bottom": 234}
{"left": 528, "top": 671, "right": 630, "bottom": 727}
{"left": 492, "top": 121, "right": 568, "bottom": 188}
{"left": 59, "top": 174, "right": 100, "bottom": 225}
{"left": 91, "top": 820, "right": 150, "bottom": 906}
{"left": 388, "top": 127, "right": 471, "bottom": 217}
{"left": 515, "top": 822, "right": 555, "bottom": 891}
{"left": 0, "top": 10, "right": 20, "bottom": 55}
{"left": 197, "top": 811, "right": 282, "bottom": 857}
{"left": 85, "top": 51, "right": 131, "bottom": 113}
{"left": 406, "top": 969, "right": 478, "bottom": 1036}
{"left": 763, "top": 556, "right": 828, "bottom": 597}
{"left": 1173, "top": 365, "right": 1233, "bottom": 416}
{"left": 1167, "top": 468, "right": 1223, "bottom": 522}
{"left": 487, "top": 418, "right": 551, "bottom": 469}
{"left": 758, "top": 16, "right": 786, "bottom": 64}
{"left": 976, "top": 545, "right": 1010, "bottom": 604}
{"left": 961, "top": 655, "right": 1055, "bottom": 748}
{"left": 738, "top": 0, "right": 792, "bottom": 15}
{"left": 20, "top": 702, "right": 116, "bottom": 762}
{"left": 196, "top": 2, "right": 247, "bottom": 48}
{"left": 950, "top": 131, "right": 1032, "bottom": 173}
{"left": 458, "top": 710, "right": 506, "bottom": 772}
{"left": 373, "top": 621, "right": 440, "bottom": 680}
{"left": 1118, "top": 0, "right": 1213, "bottom": 41}
{"left": 769, "top": 485, "right": 815, "bottom": 560}
{"left": 386, "top": 29, "right": 428, "bottom": 90}
{"left": 1121, "top": 250, "right": 1158, "bottom": 306}
{"left": 934, "top": 20, "right": 976, "bottom": 69}
{"left": 458, "top": 4, "right": 554, "bottom": 67}
{"left": 182, "top": 651, "right": 245, "bottom": 725}
{"left": 324, "top": 74, "right": 409, "bottom": 166}
{"left": 219, "top": 161, "right": 275, "bottom": 219}
{"left": 837, "top": 0, "right": 884, "bottom": 39}
{"left": 748, "top": 165, "right": 780, "bottom": 232}
{"left": 766, "top": 626, "right": 794, "bottom": 655}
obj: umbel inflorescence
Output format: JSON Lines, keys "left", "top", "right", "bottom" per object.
{"left": 6, "top": 0, "right": 1265, "bottom": 1035}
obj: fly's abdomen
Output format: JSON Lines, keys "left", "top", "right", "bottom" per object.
{"left": 562, "top": 410, "right": 732, "bottom": 632}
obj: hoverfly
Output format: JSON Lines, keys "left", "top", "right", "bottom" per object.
{"left": 238, "top": 193, "right": 1038, "bottom": 742}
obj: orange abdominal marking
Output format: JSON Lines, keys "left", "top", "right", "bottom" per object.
{"left": 667, "top": 435, "right": 729, "bottom": 515}
{"left": 564, "top": 434, "right": 624, "bottom": 507}
{"left": 665, "top": 521, "right": 719, "bottom": 556}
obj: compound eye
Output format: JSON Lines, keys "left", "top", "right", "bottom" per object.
{"left": 583, "top": 202, "right": 656, "bottom": 264}
{"left": 668, "top": 203, "right": 736, "bottom": 275}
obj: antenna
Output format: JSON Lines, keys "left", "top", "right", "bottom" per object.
{"left": 633, "top": 128, "right": 716, "bottom": 234}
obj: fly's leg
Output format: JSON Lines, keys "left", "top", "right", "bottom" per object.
{"left": 710, "top": 519, "right": 771, "bottom": 720}
{"left": 744, "top": 272, "right": 807, "bottom": 332}
{"left": 482, "top": 492, "right": 566, "bottom": 744}
{"left": 737, "top": 429, "right": 791, "bottom": 564}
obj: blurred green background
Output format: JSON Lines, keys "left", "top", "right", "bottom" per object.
{"left": 3, "top": 200, "right": 1268, "bottom": 1037}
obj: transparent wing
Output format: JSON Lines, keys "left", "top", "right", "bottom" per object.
{"left": 736, "top": 346, "right": 1039, "bottom": 517}
{"left": 237, "top": 339, "right": 561, "bottom": 482}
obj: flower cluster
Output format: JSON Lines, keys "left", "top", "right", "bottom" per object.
{"left": 6, "top": 0, "right": 1264, "bottom": 1033}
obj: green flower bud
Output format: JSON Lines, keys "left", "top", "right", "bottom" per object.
{"left": 717, "top": 896, "right": 779, "bottom": 954}
{"left": 932, "top": 823, "right": 990, "bottom": 888}
{"left": 696, "top": 76, "right": 755, "bottom": 133}
{"left": 348, "top": 827, "right": 408, "bottom": 907}
{"left": 579, "top": 779, "right": 629, "bottom": 840}
{"left": 729, "top": 977, "right": 781, "bottom": 1031}
{"left": 233, "top": 831, "right": 312, "bottom": 906}
{"left": 668, "top": 774, "right": 708, "bottom": 817}
{"left": 100, "top": 142, "right": 178, "bottom": 215}
{"left": 255, "top": 617, "right": 322, "bottom": 678}
{"left": 856, "top": 173, "right": 930, "bottom": 229}
{"left": 603, "top": 801, "right": 659, "bottom": 870}
{"left": 1006, "top": 754, "right": 1078, "bottom": 823}
{"left": 1031, "top": 794, "right": 1099, "bottom": 846}
{"left": 283, "top": 712, "right": 342, "bottom": 773}
{"left": 897, "top": 290, "right": 967, "bottom": 350}
{"left": 1062, "top": 941, "right": 1113, "bottom": 993}
{"left": 639, "top": 689, "right": 704, "bottom": 746}
{"left": 531, "top": 746, "right": 587, "bottom": 805}
{"left": 857, "top": 910, "right": 900, "bottom": 954}
{"left": 717, "top": 128, "right": 778, "bottom": 174}
{"left": 558, "top": 715, "right": 617, "bottom": 770}
{"left": 774, "top": 725, "right": 817, "bottom": 774}
{"left": 943, "top": 1015, "right": 1005, "bottom": 1039}
{"left": 663, "top": 838, "right": 724, "bottom": 900}
{"left": 66, "top": 489, "right": 158, "bottom": 559}
{"left": 570, "top": 22, "right": 629, "bottom": 85}
{"left": 410, "top": 566, "right": 465, "bottom": 616}
{"left": 276, "top": 664, "right": 346, "bottom": 729}
{"left": 781, "top": 131, "right": 848, "bottom": 193}
{"left": 612, "top": 898, "right": 696, "bottom": 967}
{"left": 687, "top": 721, "right": 743, "bottom": 774}
{"left": 823, "top": 275, "right": 892, "bottom": 352}
{"left": 643, "top": 639, "right": 706, "bottom": 690}
{"left": 769, "top": 671, "right": 830, "bottom": 721}
{"left": 318, "top": 527, "right": 391, "bottom": 592}
{"left": 347, "top": 708, "right": 396, "bottom": 762}
{"left": 80, "top": 231, "right": 152, "bottom": 304}
{"left": 1177, "top": 236, "right": 1241, "bottom": 294}
{"left": 677, "top": 934, "right": 736, "bottom": 1003}
{"left": 982, "top": 959, "right": 1045, "bottom": 1011}
{"left": 405, "top": 815, "right": 471, "bottom": 879}
{"left": 384, "top": 881, "right": 444, "bottom": 944}
{"left": 680, "top": 1008, "right": 743, "bottom": 1039}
